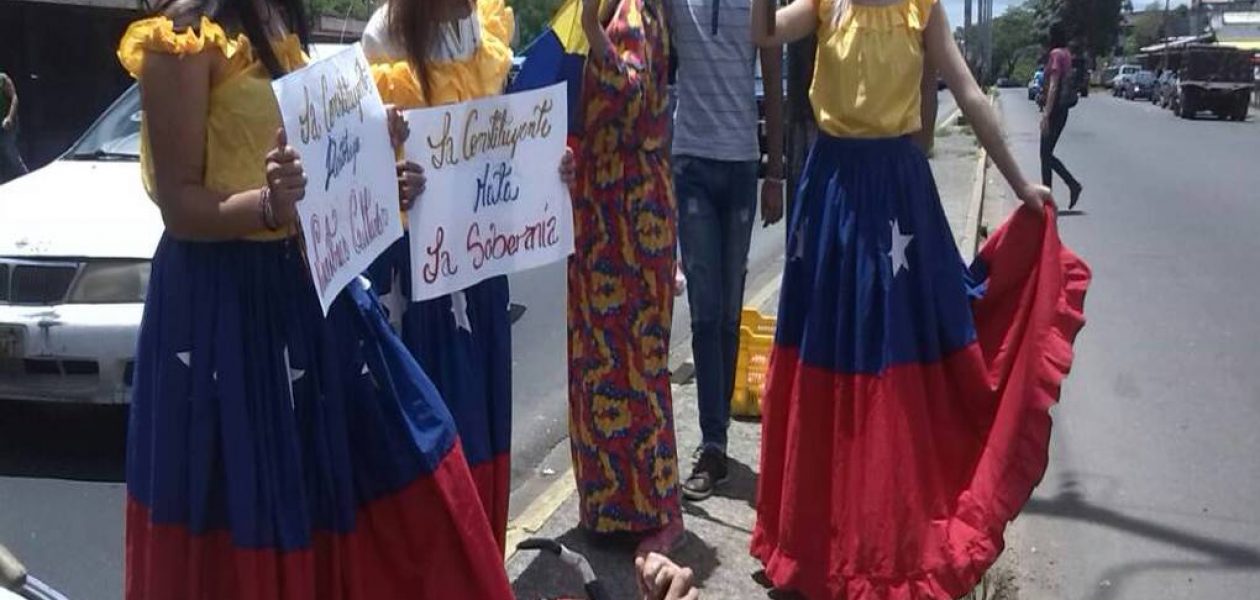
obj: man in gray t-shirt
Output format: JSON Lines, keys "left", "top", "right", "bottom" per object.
{"left": 671, "top": 0, "right": 784, "bottom": 501}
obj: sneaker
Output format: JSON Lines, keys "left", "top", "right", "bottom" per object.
{"left": 682, "top": 447, "right": 729, "bottom": 502}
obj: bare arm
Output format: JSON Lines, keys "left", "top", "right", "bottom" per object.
{"left": 1, "top": 76, "right": 16, "bottom": 126}
{"left": 1043, "top": 60, "right": 1061, "bottom": 123}
{"left": 923, "top": 3, "right": 1048, "bottom": 211}
{"left": 141, "top": 52, "right": 285, "bottom": 240}
{"left": 759, "top": 45, "right": 787, "bottom": 225}
{"left": 752, "top": 0, "right": 817, "bottom": 48}
{"left": 761, "top": 45, "right": 785, "bottom": 179}
{"left": 581, "top": 0, "right": 616, "bottom": 64}
{"left": 913, "top": 60, "right": 939, "bottom": 152}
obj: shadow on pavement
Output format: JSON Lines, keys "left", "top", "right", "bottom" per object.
{"left": 0, "top": 399, "right": 127, "bottom": 482}
{"left": 1056, "top": 209, "right": 1088, "bottom": 217}
{"left": 1026, "top": 478, "right": 1260, "bottom": 600}
{"left": 707, "top": 454, "right": 758, "bottom": 508}
{"left": 512, "top": 527, "right": 724, "bottom": 600}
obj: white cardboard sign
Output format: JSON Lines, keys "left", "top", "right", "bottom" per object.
{"left": 272, "top": 44, "right": 403, "bottom": 314}
{"left": 401, "top": 82, "right": 573, "bottom": 302}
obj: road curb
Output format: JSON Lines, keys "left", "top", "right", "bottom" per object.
{"left": 959, "top": 95, "right": 998, "bottom": 263}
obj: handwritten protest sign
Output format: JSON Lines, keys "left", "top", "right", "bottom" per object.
{"left": 272, "top": 44, "right": 402, "bottom": 314}
{"left": 401, "top": 82, "right": 572, "bottom": 302}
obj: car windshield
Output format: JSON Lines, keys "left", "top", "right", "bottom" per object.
{"left": 1135, "top": 71, "right": 1156, "bottom": 83}
{"left": 66, "top": 85, "right": 141, "bottom": 161}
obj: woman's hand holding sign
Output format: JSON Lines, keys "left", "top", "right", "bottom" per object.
{"left": 388, "top": 105, "right": 428, "bottom": 213}
{"left": 262, "top": 128, "right": 307, "bottom": 231}
{"left": 398, "top": 161, "right": 427, "bottom": 211}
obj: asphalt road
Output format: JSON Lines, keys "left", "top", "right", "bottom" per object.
{"left": 0, "top": 193, "right": 787, "bottom": 600}
{"left": 995, "top": 89, "right": 1260, "bottom": 599}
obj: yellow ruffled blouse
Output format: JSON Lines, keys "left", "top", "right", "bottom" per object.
{"left": 367, "top": 0, "right": 515, "bottom": 110}
{"left": 117, "top": 17, "right": 306, "bottom": 240}
{"left": 810, "top": 0, "right": 937, "bottom": 138}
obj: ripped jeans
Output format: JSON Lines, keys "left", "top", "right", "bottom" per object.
{"left": 673, "top": 155, "right": 759, "bottom": 453}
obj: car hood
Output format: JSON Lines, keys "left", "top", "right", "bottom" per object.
{"left": 0, "top": 160, "right": 163, "bottom": 259}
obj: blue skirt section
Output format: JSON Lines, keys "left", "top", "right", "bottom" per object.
{"left": 778, "top": 135, "right": 980, "bottom": 376}
{"left": 127, "top": 235, "right": 457, "bottom": 550}
{"left": 364, "top": 235, "right": 512, "bottom": 468}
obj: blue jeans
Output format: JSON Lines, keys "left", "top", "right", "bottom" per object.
{"left": 674, "top": 155, "right": 759, "bottom": 453}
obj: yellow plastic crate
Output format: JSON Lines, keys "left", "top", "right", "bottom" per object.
{"left": 732, "top": 307, "right": 776, "bottom": 418}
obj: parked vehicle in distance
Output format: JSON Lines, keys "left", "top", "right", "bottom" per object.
{"left": 1170, "top": 45, "right": 1253, "bottom": 121}
{"left": 1072, "top": 56, "right": 1090, "bottom": 97}
{"left": 0, "top": 44, "right": 346, "bottom": 405}
{"left": 1153, "top": 71, "right": 1179, "bottom": 107}
{"left": 1123, "top": 70, "right": 1157, "bottom": 100}
{"left": 1110, "top": 64, "right": 1142, "bottom": 96}
{"left": 995, "top": 77, "right": 1021, "bottom": 88}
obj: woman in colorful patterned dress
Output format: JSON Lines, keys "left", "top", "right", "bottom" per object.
{"left": 748, "top": 0, "right": 1090, "bottom": 597}
{"left": 118, "top": 1, "right": 513, "bottom": 597}
{"left": 567, "top": 0, "right": 685, "bottom": 557}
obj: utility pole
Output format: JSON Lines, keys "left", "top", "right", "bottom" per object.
{"left": 965, "top": 0, "right": 973, "bottom": 66}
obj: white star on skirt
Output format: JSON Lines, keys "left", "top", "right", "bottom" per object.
{"left": 451, "top": 291, "right": 472, "bottom": 334}
{"left": 890, "top": 219, "right": 914, "bottom": 276}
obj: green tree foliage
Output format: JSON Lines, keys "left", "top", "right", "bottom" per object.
{"left": 1125, "top": 2, "right": 1192, "bottom": 55}
{"left": 1034, "top": 0, "right": 1126, "bottom": 60}
{"left": 309, "top": 0, "right": 378, "bottom": 21}
{"left": 513, "top": 0, "right": 564, "bottom": 49}
{"left": 992, "top": 2, "right": 1039, "bottom": 80}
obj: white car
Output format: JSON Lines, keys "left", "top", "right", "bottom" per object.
{"left": 0, "top": 85, "right": 159, "bottom": 404}
{"left": 0, "top": 45, "right": 346, "bottom": 404}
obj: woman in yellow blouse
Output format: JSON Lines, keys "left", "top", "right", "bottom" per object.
{"left": 747, "top": 0, "right": 1090, "bottom": 597}
{"left": 117, "top": 1, "right": 514, "bottom": 597}
{"left": 361, "top": 0, "right": 574, "bottom": 553}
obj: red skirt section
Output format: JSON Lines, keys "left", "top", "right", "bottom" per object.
{"left": 470, "top": 453, "right": 512, "bottom": 553}
{"left": 752, "top": 206, "right": 1091, "bottom": 599}
{"left": 125, "top": 444, "right": 514, "bottom": 600}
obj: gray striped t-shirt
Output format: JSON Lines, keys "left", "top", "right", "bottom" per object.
{"left": 669, "top": 0, "right": 760, "bottom": 162}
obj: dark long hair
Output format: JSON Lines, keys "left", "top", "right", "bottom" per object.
{"left": 387, "top": 0, "right": 470, "bottom": 100}
{"left": 157, "top": 0, "right": 311, "bottom": 79}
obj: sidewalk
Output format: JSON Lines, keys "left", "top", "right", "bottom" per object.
{"left": 506, "top": 120, "right": 988, "bottom": 600}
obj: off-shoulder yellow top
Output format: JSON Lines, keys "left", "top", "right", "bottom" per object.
{"left": 810, "top": 0, "right": 937, "bottom": 138}
{"left": 118, "top": 17, "right": 306, "bottom": 241}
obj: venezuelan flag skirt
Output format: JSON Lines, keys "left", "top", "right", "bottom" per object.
{"left": 751, "top": 135, "right": 1091, "bottom": 600}
{"left": 126, "top": 237, "right": 513, "bottom": 600}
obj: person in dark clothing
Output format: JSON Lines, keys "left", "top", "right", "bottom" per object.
{"left": 0, "top": 71, "right": 29, "bottom": 183}
{"left": 1041, "top": 24, "right": 1082, "bottom": 209}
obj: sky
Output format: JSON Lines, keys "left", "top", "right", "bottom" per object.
{"left": 942, "top": 0, "right": 1193, "bottom": 32}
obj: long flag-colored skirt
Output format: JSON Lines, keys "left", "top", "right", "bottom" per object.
{"left": 365, "top": 236, "right": 514, "bottom": 552}
{"left": 126, "top": 236, "right": 513, "bottom": 600}
{"left": 751, "top": 135, "right": 1091, "bottom": 600}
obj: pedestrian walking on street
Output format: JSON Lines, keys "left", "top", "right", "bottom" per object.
{"left": 360, "top": 0, "right": 574, "bottom": 554}
{"left": 567, "top": 0, "right": 686, "bottom": 557}
{"left": 117, "top": 2, "right": 513, "bottom": 597}
{"left": 749, "top": 0, "right": 1091, "bottom": 597}
{"left": 669, "top": 0, "right": 785, "bottom": 502}
{"left": 0, "top": 71, "right": 28, "bottom": 183}
{"left": 1041, "top": 23, "right": 1083, "bottom": 209}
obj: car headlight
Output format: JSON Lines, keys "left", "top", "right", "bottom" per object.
{"left": 68, "top": 260, "right": 151, "bottom": 303}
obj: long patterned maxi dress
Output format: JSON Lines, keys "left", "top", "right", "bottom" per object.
{"left": 567, "top": 0, "right": 682, "bottom": 535}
